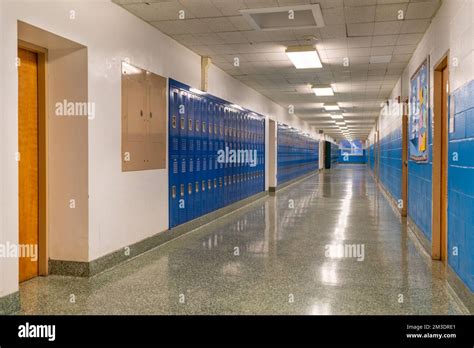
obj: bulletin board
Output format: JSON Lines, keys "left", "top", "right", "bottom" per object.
{"left": 409, "top": 57, "right": 430, "bottom": 163}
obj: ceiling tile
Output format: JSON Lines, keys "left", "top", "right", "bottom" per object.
{"left": 345, "top": 5, "right": 376, "bottom": 24}
{"left": 344, "top": 0, "right": 376, "bottom": 6}
{"left": 180, "top": 0, "right": 223, "bottom": 17}
{"left": 347, "top": 36, "right": 373, "bottom": 48}
{"left": 347, "top": 23, "right": 375, "bottom": 36}
{"left": 405, "top": 1, "right": 441, "bottom": 20}
{"left": 400, "top": 19, "right": 430, "bottom": 34}
{"left": 322, "top": 7, "right": 346, "bottom": 25}
{"left": 211, "top": 0, "right": 247, "bottom": 16}
{"left": 373, "top": 20, "right": 402, "bottom": 35}
{"left": 227, "top": 16, "right": 255, "bottom": 30}
{"left": 201, "top": 17, "right": 238, "bottom": 32}
{"left": 396, "top": 33, "right": 423, "bottom": 45}
{"left": 371, "top": 34, "right": 398, "bottom": 46}
{"left": 123, "top": 2, "right": 190, "bottom": 22}
{"left": 375, "top": 3, "right": 408, "bottom": 21}
{"left": 115, "top": 0, "right": 441, "bottom": 138}
{"left": 217, "top": 31, "right": 249, "bottom": 43}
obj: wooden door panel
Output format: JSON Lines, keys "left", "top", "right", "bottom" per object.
{"left": 18, "top": 48, "right": 39, "bottom": 282}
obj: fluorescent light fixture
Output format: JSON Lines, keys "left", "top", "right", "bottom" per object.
{"left": 324, "top": 104, "right": 340, "bottom": 111}
{"left": 312, "top": 85, "right": 334, "bottom": 96}
{"left": 190, "top": 87, "right": 207, "bottom": 95}
{"left": 285, "top": 45, "right": 322, "bottom": 69}
{"left": 330, "top": 114, "right": 343, "bottom": 119}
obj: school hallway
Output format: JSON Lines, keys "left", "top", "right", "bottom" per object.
{"left": 18, "top": 164, "right": 467, "bottom": 315}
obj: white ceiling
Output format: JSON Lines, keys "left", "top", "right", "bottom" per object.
{"left": 113, "top": 0, "right": 441, "bottom": 140}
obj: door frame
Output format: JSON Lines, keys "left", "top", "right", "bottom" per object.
{"left": 18, "top": 40, "right": 48, "bottom": 276}
{"left": 432, "top": 52, "right": 449, "bottom": 262}
{"left": 401, "top": 97, "right": 408, "bottom": 217}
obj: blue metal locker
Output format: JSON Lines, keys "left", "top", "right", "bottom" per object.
{"left": 230, "top": 110, "right": 236, "bottom": 204}
{"left": 169, "top": 87, "right": 180, "bottom": 228}
{"left": 217, "top": 104, "right": 224, "bottom": 209}
{"left": 201, "top": 99, "right": 208, "bottom": 215}
{"left": 194, "top": 95, "right": 202, "bottom": 219}
{"left": 187, "top": 94, "right": 195, "bottom": 221}
{"left": 223, "top": 108, "right": 229, "bottom": 207}
{"left": 178, "top": 90, "right": 188, "bottom": 225}
{"left": 208, "top": 102, "right": 215, "bottom": 213}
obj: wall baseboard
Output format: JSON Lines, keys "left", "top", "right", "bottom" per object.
{"left": 447, "top": 266, "right": 474, "bottom": 314}
{"left": 0, "top": 291, "right": 20, "bottom": 314}
{"left": 49, "top": 190, "right": 268, "bottom": 277}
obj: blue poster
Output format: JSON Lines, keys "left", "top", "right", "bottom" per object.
{"left": 409, "top": 57, "right": 429, "bottom": 162}
{"left": 340, "top": 140, "right": 363, "bottom": 156}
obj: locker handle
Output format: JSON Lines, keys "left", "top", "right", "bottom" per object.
{"left": 149, "top": 112, "right": 152, "bottom": 119}
{"left": 140, "top": 110, "right": 143, "bottom": 117}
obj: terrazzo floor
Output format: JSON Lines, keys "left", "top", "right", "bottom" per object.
{"left": 19, "top": 165, "right": 468, "bottom": 314}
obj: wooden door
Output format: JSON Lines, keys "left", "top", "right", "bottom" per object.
{"left": 432, "top": 55, "right": 449, "bottom": 261}
{"left": 18, "top": 48, "right": 39, "bottom": 282}
{"left": 401, "top": 100, "right": 408, "bottom": 217}
{"left": 440, "top": 66, "right": 449, "bottom": 261}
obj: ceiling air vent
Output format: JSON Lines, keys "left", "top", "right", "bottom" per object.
{"left": 240, "top": 4, "right": 325, "bottom": 31}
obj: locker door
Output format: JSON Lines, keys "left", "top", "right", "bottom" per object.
{"left": 207, "top": 102, "right": 215, "bottom": 213}
{"left": 213, "top": 105, "right": 219, "bottom": 210}
{"left": 223, "top": 108, "right": 229, "bottom": 207}
{"left": 178, "top": 90, "right": 188, "bottom": 224}
{"left": 201, "top": 99, "right": 208, "bottom": 215}
{"left": 169, "top": 87, "right": 180, "bottom": 228}
{"left": 230, "top": 110, "right": 236, "bottom": 204}
{"left": 217, "top": 104, "right": 224, "bottom": 209}
{"left": 242, "top": 114, "right": 247, "bottom": 199}
{"left": 237, "top": 112, "right": 243, "bottom": 201}
{"left": 187, "top": 94, "right": 195, "bottom": 220}
{"left": 194, "top": 96, "right": 202, "bottom": 219}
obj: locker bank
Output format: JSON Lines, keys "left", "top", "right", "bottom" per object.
{"left": 0, "top": 0, "right": 473, "bottom": 315}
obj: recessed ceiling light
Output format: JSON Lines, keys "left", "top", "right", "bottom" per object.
{"left": 324, "top": 104, "right": 340, "bottom": 111}
{"left": 312, "top": 85, "right": 334, "bottom": 96}
{"left": 286, "top": 45, "right": 322, "bottom": 69}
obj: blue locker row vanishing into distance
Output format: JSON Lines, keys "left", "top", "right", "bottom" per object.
{"left": 169, "top": 79, "right": 265, "bottom": 228}
{"left": 277, "top": 123, "right": 319, "bottom": 185}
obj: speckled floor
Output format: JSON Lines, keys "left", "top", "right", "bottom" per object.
{"left": 19, "top": 165, "right": 468, "bottom": 314}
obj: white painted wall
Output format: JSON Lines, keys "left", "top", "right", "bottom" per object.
{"left": 0, "top": 0, "right": 322, "bottom": 297}
{"left": 368, "top": 0, "right": 474, "bottom": 148}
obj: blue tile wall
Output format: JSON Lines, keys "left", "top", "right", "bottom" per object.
{"left": 380, "top": 125, "right": 403, "bottom": 201}
{"left": 369, "top": 144, "right": 375, "bottom": 171}
{"left": 449, "top": 79, "right": 474, "bottom": 291}
{"left": 277, "top": 124, "right": 318, "bottom": 185}
{"left": 338, "top": 150, "right": 367, "bottom": 164}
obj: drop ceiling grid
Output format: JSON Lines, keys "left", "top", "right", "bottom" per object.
{"left": 114, "top": 0, "right": 441, "bottom": 139}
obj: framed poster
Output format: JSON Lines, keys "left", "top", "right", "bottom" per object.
{"left": 409, "top": 57, "right": 430, "bottom": 162}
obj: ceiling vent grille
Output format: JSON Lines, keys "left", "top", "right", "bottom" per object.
{"left": 240, "top": 4, "right": 325, "bottom": 31}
